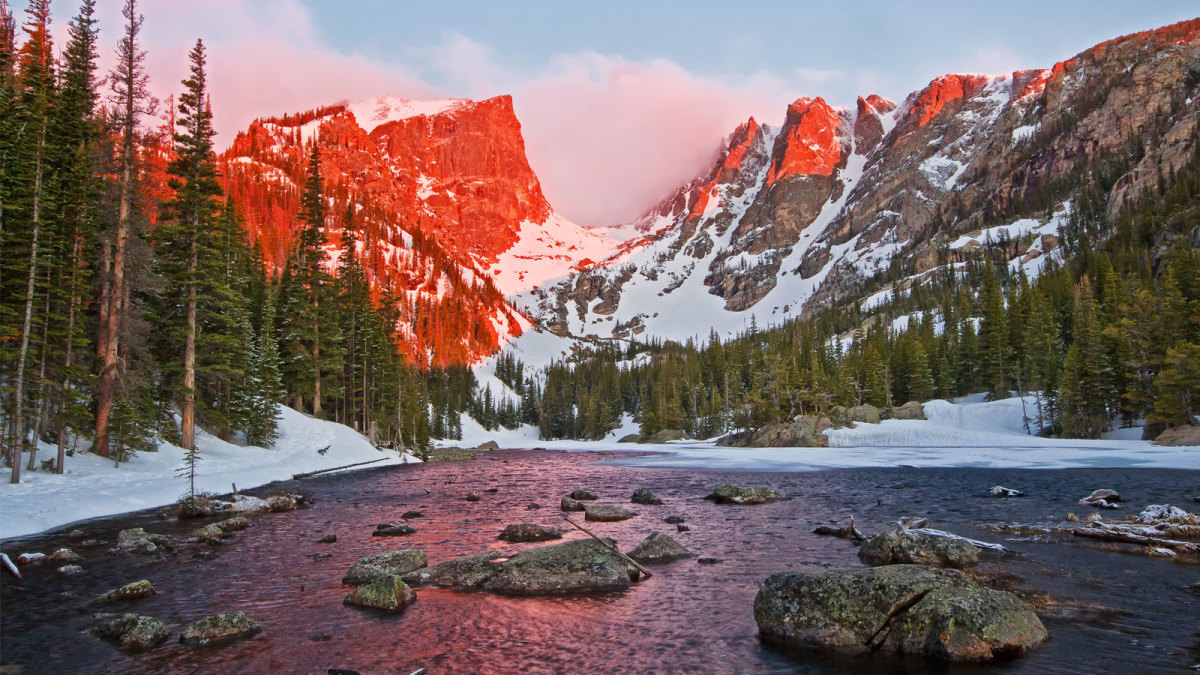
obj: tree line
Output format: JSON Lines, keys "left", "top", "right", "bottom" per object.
{"left": 0, "top": 0, "right": 470, "bottom": 484}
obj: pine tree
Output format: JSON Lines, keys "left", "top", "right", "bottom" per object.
{"left": 1059, "top": 277, "right": 1110, "bottom": 438}
{"left": 1149, "top": 342, "right": 1199, "bottom": 427}
{"left": 978, "top": 261, "right": 1009, "bottom": 399}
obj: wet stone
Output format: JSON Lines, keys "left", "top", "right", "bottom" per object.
{"left": 179, "top": 612, "right": 262, "bottom": 647}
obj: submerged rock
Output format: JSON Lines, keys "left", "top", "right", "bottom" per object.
{"left": 179, "top": 612, "right": 262, "bottom": 647}
{"left": 404, "top": 538, "right": 637, "bottom": 595}
{"left": 465, "top": 492, "right": 481, "bottom": 502}
{"left": 57, "top": 564, "right": 84, "bottom": 576}
{"left": 401, "top": 511, "right": 424, "bottom": 519}
{"left": 342, "top": 550, "right": 428, "bottom": 585}
{"left": 858, "top": 531, "right": 979, "bottom": 569}
{"left": 317, "top": 534, "right": 337, "bottom": 544}
{"left": 93, "top": 613, "right": 170, "bottom": 653}
{"left": 754, "top": 565, "right": 1047, "bottom": 662}
{"left": 569, "top": 489, "right": 599, "bottom": 501}
{"left": 583, "top": 504, "right": 636, "bottom": 522}
{"left": 561, "top": 497, "right": 585, "bottom": 512}
{"left": 498, "top": 523, "right": 563, "bottom": 542}
{"left": 628, "top": 533, "right": 692, "bottom": 564}
{"left": 988, "top": 486, "right": 1024, "bottom": 498}
{"left": 663, "top": 516, "right": 686, "bottom": 524}
{"left": 372, "top": 523, "right": 416, "bottom": 537}
{"left": 343, "top": 574, "right": 416, "bottom": 613}
{"left": 631, "top": 488, "right": 663, "bottom": 505}
{"left": 704, "top": 485, "right": 785, "bottom": 505}
{"left": 91, "top": 580, "right": 157, "bottom": 605}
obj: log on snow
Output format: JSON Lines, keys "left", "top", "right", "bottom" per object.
{"left": 291, "top": 457, "right": 388, "bottom": 480}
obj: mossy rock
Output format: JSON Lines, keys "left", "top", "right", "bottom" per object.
{"left": 631, "top": 488, "right": 663, "bottom": 505}
{"left": 405, "top": 539, "right": 636, "bottom": 595}
{"left": 560, "top": 497, "right": 585, "bottom": 512}
{"left": 93, "top": 613, "right": 169, "bottom": 653}
{"left": 858, "top": 531, "right": 979, "bottom": 569}
{"left": 628, "top": 532, "right": 692, "bottom": 564}
{"left": 568, "top": 489, "right": 599, "bottom": 500}
{"left": 90, "top": 580, "right": 157, "bottom": 605}
{"left": 498, "top": 523, "right": 563, "bottom": 542}
{"left": 344, "top": 574, "right": 416, "bottom": 613}
{"left": 343, "top": 549, "right": 427, "bottom": 585}
{"left": 704, "top": 485, "right": 785, "bottom": 505}
{"left": 217, "top": 516, "right": 251, "bottom": 532}
{"left": 179, "top": 612, "right": 262, "bottom": 647}
{"left": 191, "top": 523, "right": 225, "bottom": 541}
{"left": 583, "top": 504, "right": 636, "bottom": 522}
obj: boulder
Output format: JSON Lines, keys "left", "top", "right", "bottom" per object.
{"left": 343, "top": 574, "right": 416, "bottom": 613}
{"left": 47, "top": 548, "right": 81, "bottom": 563}
{"left": 465, "top": 492, "right": 481, "bottom": 502}
{"left": 68, "top": 529, "right": 86, "bottom": 541}
{"left": 628, "top": 533, "right": 692, "bottom": 564}
{"left": 754, "top": 565, "right": 1047, "bottom": 662}
{"left": 663, "top": 516, "right": 686, "bottom": 524}
{"left": 617, "top": 434, "right": 642, "bottom": 443}
{"left": 858, "top": 531, "right": 979, "bottom": 569}
{"left": 179, "top": 612, "right": 262, "bottom": 647}
{"left": 498, "top": 523, "right": 563, "bottom": 542}
{"left": 704, "top": 485, "right": 785, "bottom": 505}
{"left": 988, "top": 486, "right": 1024, "bottom": 498}
{"left": 1079, "top": 489, "right": 1123, "bottom": 508}
{"left": 317, "top": 534, "right": 337, "bottom": 544}
{"left": 372, "top": 523, "right": 416, "bottom": 537}
{"left": 217, "top": 516, "right": 251, "bottom": 532}
{"left": 57, "top": 564, "right": 84, "bottom": 576}
{"left": 846, "top": 404, "right": 883, "bottom": 424}
{"left": 116, "top": 528, "right": 172, "bottom": 554}
{"left": 718, "top": 416, "right": 831, "bottom": 448}
{"left": 631, "top": 488, "right": 663, "bottom": 505}
{"left": 191, "top": 523, "right": 225, "bottom": 542}
{"left": 401, "top": 511, "right": 424, "bottom": 519}
{"left": 560, "top": 497, "right": 585, "bottom": 512}
{"left": 569, "top": 489, "right": 599, "bottom": 501}
{"left": 893, "top": 401, "right": 925, "bottom": 420}
{"left": 342, "top": 550, "right": 427, "bottom": 585}
{"left": 91, "top": 580, "right": 157, "bottom": 605}
{"left": 93, "top": 613, "right": 170, "bottom": 653}
{"left": 644, "top": 429, "right": 689, "bottom": 443}
{"left": 583, "top": 504, "right": 637, "bottom": 522}
{"left": 1153, "top": 424, "right": 1200, "bottom": 446}
{"left": 404, "top": 539, "right": 636, "bottom": 595}
{"left": 476, "top": 440, "right": 500, "bottom": 451}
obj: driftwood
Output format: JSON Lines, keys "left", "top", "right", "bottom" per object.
{"left": 1, "top": 552, "right": 19, "bottom": 579}
{"left": 813, "top": 515, "right": 868, "bottom": 540}
{"left": 904, "top": 527, "right": 1009, "bottom": 553}
{"left": 561, "top": 515, "right": 652, "bottom": 580}
{"left": 1073, "top": 524, "right": 1200, "bottom": 555}
{"left": 291, "top": 457, "right": 387, "bottom": 480}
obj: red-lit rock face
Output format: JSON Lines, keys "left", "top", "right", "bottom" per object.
{"left": 766, "top": 97, "right": 845, "bottom": 184}
{"left": 908, "top": 74, "right": 991, "bottom": 127}
{"left": 687, "top": 117, "right": 760, "bottom": 220}
{"left": 1012, "top": 69, "right": 1052, "bottom": 99}
{"left": 854, "top": 94, "right": 896, "bottom": 155}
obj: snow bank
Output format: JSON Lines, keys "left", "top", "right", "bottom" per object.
{"left": 0, "top": 406, "right": 419, "bottom": 541}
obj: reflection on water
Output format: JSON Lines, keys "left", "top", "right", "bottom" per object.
{"left": 1, "top": 450, "right": 1197, "bottom": 674}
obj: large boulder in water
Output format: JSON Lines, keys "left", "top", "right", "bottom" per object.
{"left": 628, "top": 533, "right": 692, "bottom": 564}
{"left": 858, "top": 531, "right": 979, "bottom": 569}
{"left": 343, "top": 574, "right": 416, "bottom": 613}
{"left": 342, "top": 549, "right": 427, "bottom": 585}
{"left": 403, "top": 538, "right": 637, "bottom": 595}
{"left": 754, "top": 565, "right": 1047, "bottom": 662}
{"left": 93, "top": 613, "right": 169, "bottom": 653}
{"left": 704, "top": 485, "right": 785, "bottom": 505}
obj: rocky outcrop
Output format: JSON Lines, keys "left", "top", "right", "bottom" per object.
{"left": 704, "top": 486, "right": 786, "bottom": 505}
{"left": 93, "top": 613, "right": 170, "bottom": 653}
{"left": 344, "top": 574, "right": 417, "bottom": 613}
{"left": 1153, "top": 424, "right": 1200, "bottom": 446}
{"left": 342, "top": 550, "right": 428, "bottom": 585}
{"left": 754, "top": 565, "right": 1047, "bottom": 661}
{"left": 179, "top": 613, "right": 262, "bottom": 647}
{"left": 893, "top": 401, "right": 925, "bottom": 420}
{"left": 718, "top": 416, "right": 831, "bottom": 447}
{"left": 857, "top": 530, "right": 980, "bottom": 569}
{"left": 628, "top": 533, "right": 692, "bottom": 564}
{"left": 403, "top": 539, "right": 637, "bottom": 595}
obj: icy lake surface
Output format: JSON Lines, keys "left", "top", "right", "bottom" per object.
{"left": 2, "top": 450, "right": 1197, "bottom": 674}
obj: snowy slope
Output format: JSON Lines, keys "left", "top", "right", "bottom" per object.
{"left": 0, "top": 406, "right": 420, "bottom": 541}
{"left": 480, "top": 211, "right": 622, "bottom": 297}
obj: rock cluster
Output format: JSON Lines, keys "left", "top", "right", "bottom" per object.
{"left": 403, "top": 539, "right": 637, "bottom": 595}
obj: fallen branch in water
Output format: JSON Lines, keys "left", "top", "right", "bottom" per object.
{"left": 561, "top": 515, "right": 652, "bottom": 580}
{"left": 904, "top": 527, "right": 1009, "bottom": 553}
{"left": 813, "top": 515, "right": 869, "bottom": 541}
{"left": 1073, "top": 524, "right": 1200, "bottom": 555}
{"left": 1, "top": 553, "right": 19, "bottom": 579}
{"left": 291, "top": 458, "right": 388, "bottom": 480}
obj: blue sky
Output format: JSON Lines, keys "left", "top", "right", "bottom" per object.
{"left": 56, "top": 0, "right": 1200, "bottom": 225}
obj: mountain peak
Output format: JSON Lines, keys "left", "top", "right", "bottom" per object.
{"left": 766, "top": 96, "right": 846, "bottom": 184}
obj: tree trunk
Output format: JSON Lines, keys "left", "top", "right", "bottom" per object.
{"left": 312, "top": 302, "right": 322, "bottom": 417}
{"left": 181, "top": 235, "right": 197, "bottom": 450}
{"left": 11, "top": 139, "right": 45, "bottom": 483}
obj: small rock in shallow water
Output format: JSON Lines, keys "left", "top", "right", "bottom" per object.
{"left": 48, "top": 548, "right": 81, "bottom": 563}
{"left": 465, "top": 492, "right": 481, "bottom": 502}
{"left": 56, "top": 565, "right": 83, "bottom": 576}
{"left": 989, "top": 485, "right": 1024, "bottom": 498}
{"left": 179, "top": 612, "right": 261, "bottom": 647}
{"left": 498, "top": 523, "right": 563, "bottom": 542}
{"left": 91, "top": 580, "right": 157, "bottom": 605}
{"left": 560, "top": 497, "right": 585, "bottom": 512}
{"left": 93, "top": 613, "right": 169, "bottom": 653}
{"left": 1065, "top": 512, "right": 1080, "bottom": 522}
{"left": 631, "top": 488, "right": 663, "bottom": 505}
{"left": 569, "top": 489, "right": 599, "bottom": 501}
{"left": 372, "top": 523, "right": 416, "bottom": 537}
{"left": 697, "top": 558, "right": 722, "bottom": 565}
{"left": 526, "top": 503, "right": 541, "bottom": 510}
{"left": 116, "top": 528, "right": 172, "bottom": 554}
{"left": 677, "top": 524, "right": 690, "bottom": 532}
{"left": 191, "top": 523, "right": 225, "bottom": 541}
{"left": 67, "top": 530, "right": 86, "bottom": 541}
{"left": 343, "top": 550, "right": 428, "bottom": 585}
{"left": 401, "top": 511, "right": 424, "bottom": 519}
{"left": 343, "top": 574, "right": 416, "bottom": 613}
{"left": 663, "top": 516, "right": 685, "bottom": 524}
{"left": 628, "top": 533, "right": 692, "bottom": 564}
{"left": 704, "top": 485, "right": 785, "bottom": 505}
{"left": 317, "top": 534, "right": 337, "bottom": 544}
{"left": 583, "top": 504, "right": 636, "bottom": 522}
{"left": 217, "top": 516, "right": 251, "bottom": 532}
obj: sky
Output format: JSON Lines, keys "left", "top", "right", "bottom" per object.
{"left": 42, "top": 1, "right": 1200, "bottom": 227}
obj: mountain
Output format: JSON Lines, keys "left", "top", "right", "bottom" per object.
{"left": 517, "top": 19, "right": 1200, "bottom": 343}
{"left": 219, "top": 94, "right": 617, "bottom": 364}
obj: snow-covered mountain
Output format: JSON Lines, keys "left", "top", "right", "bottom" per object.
{"left": 516, "top": 19, "right": 1200, "bottom": 342}
{"left": 220, "top": 94, "right": 618, "bottom": 363}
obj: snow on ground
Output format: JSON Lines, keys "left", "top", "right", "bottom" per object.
{"left": 0, "top": 406, "right": 419, "bottom": 541}
{"left": 485, "top": 211, "right": 622, "bottom": 297}
{"left": 440, "top": 396, "right": 1200, "bottom": 473}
